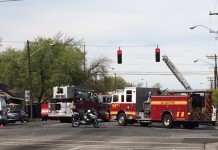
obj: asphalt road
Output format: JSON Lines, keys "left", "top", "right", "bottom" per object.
{"left": 0, "top": 120, "right": 218, "bottom": 150}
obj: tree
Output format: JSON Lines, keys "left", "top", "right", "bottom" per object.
{"left": 85, "top": 56, "right": 112, "bottom": 88}
{"left": 151, "top": 83, "right": 163, "bottom": 89}
{"left": 23, "top": 35, "right": 85, "bottom": 104}
{"left": 212, "top": 89, "right": 218, "bottom": 108}
{"left": 0, "top": 37, "right": 2, "bottom": 47}
{"left": 0, "top": 48, "right": 26, "bottom": 91}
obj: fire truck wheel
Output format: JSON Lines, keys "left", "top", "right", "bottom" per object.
{"left": 162, "top": 114, "right": 173, "bottom": 128}
{"left": 118, "top": 113, "right": 127, "bottom": 126}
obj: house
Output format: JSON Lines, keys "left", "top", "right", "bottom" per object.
{"left": 0, "top": 84, "right": 24, "bottom": 111}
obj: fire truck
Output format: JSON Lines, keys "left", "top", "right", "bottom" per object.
{"left": 47, "top": 85, "right": 109, "bottom": 123}
{"left": 110, "top": 87, "right": 214, "bottom": 128}
{"left": 162, "top": 55, "right": 216, "bottom": 125}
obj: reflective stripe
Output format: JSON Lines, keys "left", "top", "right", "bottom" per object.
{"left": 151, "top": 101, "right": 187, "bottom": 105}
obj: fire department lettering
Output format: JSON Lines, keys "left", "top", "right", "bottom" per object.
{"left": 111, "top": 103, "right": 119, "bottom": 108}
{"left": 151, "top": 101, "right": 187, "bottom": 105}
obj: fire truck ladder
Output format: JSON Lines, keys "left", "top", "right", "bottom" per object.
{"left": 162, "top": 55, "right": 192, "bottom": 90}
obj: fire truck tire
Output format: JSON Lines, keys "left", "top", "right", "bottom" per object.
{"left": 118, "top": 113, "right": 127, "bottom": 126}
{"left": 162, "top": 114, "right": 173, "bottom": 128}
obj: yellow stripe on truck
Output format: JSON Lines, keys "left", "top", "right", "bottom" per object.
{"left": 111, "top": 111, "right": 136, "bottom": 115}
{"left": 151, "top": 101, "right": 187, "bottom": 105}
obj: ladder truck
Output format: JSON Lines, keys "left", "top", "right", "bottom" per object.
{"left": 162, "top": 55, "right": 216, "bottom": 126}
{"left": 110, "top": 56, "right": 215, "bottom": 128}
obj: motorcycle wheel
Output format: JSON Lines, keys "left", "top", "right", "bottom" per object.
{"left": 92, "top": 119, "right": 100, "bottom": 128}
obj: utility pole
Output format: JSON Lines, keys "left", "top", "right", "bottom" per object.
{"left": 27, "top": 40, "right": 33, "bottom": 119}
{"left": 84, "top": 44, "right": 86, "bottom": 72}
{"left": 207, "top": 54, "right": 218, "bottom": 89}
{"left": 208, "top": 77, "right": 214, "bottom": 89}
{"left": 114, "top": 73, "right": 116, "bottom": 90}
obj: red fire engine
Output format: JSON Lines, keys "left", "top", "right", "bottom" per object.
{"left": 110, "top": 87, "right": 214, "bottom": 129}
{"left": 45, "top": 85, "right": 110, "bottom": 123}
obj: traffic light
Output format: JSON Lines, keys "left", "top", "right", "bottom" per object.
{"left": 117, "top": 48, "right": 122, "bottom": 64}
{"left": 155, "top": 47, "right": 160, "bottom": 62}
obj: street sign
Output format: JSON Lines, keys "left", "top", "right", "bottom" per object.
{"left": 25, "top": 90, "right": 30, "bottom": 102}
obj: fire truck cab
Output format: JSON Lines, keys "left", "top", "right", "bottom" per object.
{"left": 110, "top": 87, "right": 159, "bottom": 125}
{"left": 111, "top": 87, "right": 214, "bottom": 129}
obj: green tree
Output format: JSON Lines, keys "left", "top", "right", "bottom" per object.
{"left": 23, "top": 35, "right": 85, "bottom": 104}
{"left": 212, "top": 89, "right": 218, "bottom": 108}
{"left": 151, "top": 83, "right": 163, "bottom": 89}
{"left": 0, "top": 48, "right": 26, "bottom": 91}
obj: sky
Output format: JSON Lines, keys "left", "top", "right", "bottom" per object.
{"left": 0, "top": 0, "right": 218, "bottom": 90}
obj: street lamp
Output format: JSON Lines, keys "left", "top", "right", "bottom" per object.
{"left": 27, "top": 40, "right": 55, "bottom": 120}
{"left": 194, "top": 59, "right": 217, "bottom": 89}
{"left": 131, "top": 78, "right": 144, "bottom": 87}
{"left": 190, "top": 25, "right": 218, "bottom": 34}
{"left": 194, "top": 59, "right": 214, "bottom": 66}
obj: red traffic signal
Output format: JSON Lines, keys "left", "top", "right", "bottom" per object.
{"left": 155, "top": 47, "right": 160, "bottom": 62}
{"left": 117, "top": 48, "right": 122, "bottom": 64}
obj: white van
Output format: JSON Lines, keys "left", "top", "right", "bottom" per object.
{"left": 0, "top": 98, "right": 8, "bottom": 125}
{"left": 212, "top": 106, "right": 217, "bottom": 126}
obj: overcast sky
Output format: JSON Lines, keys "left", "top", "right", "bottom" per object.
{"left": 0, "top": 0, "right": 218, "bottom": 90}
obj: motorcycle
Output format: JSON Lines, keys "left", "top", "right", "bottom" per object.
{"left": 72, "top": 108, "right": 100, "bottom": 128}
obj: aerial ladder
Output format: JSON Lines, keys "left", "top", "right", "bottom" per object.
{"left": 162, "top": 55, "right": 192, "bottom": 90}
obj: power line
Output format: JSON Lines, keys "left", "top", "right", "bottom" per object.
{"left": 107, "top": 71, "right": 212, "bottom": 76}
{"left": 0, "top": 0, "right": 23, "bottom": 2}
{"left": 1, "top": 40, "right": 25, "bottom": 44}
{"left": 86, "top": 44, "right": 157, "bottom": 48}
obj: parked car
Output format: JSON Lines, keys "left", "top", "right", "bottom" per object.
{"left": 7, "top": 109, "right": 29, "bottom": 123}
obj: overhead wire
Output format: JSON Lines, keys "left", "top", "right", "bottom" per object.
{"left": 0, "top": 0, "right": 23, "bottom": 2}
